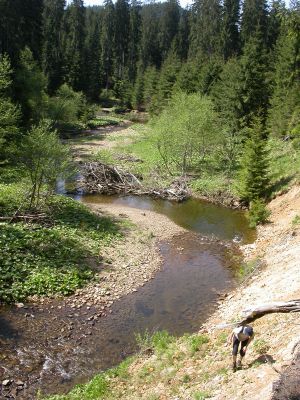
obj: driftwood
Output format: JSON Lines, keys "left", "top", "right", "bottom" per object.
{"left": 239, "top": 300, "right": 300, "bottom": 325}
{"left": 215, "top": 300, "right": 300, "bottom": 330}
{"left": 80, "top": 162, "right": 190, "bottom": 201}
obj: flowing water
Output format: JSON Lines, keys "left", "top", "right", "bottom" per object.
{"left": 0, "top": 194, "right": 255, "bottom": 398}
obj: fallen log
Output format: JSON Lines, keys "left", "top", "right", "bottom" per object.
{"left": 239, "top": 300, "right": 300, "bottom": 325}
{"left": 215, "top": 300, "right": 300, "bottom": 330}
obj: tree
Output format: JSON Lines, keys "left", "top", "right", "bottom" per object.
{"left": 128, "top": 0, "right": 141, "bottom": 82}
{"left": 268, "top": 7, "right": 300, "bottom": 137}
{"left": 114, "top": 0, "right": 130, "bottom": 80}
{"left": 63, "top": 0, "right": 86, "bottom": 92}
{"left": 222, "top": 0, "right": 240, "bottom": 59}
{"left": 267, "top": 1, "right": 286, "bottom": 50}
{"left": 42, "top": 0, "right": 66, "bottom": 94}
{"left": 238, "top": 117, "right": 269, "bottom": 204}
{"left": 190, "top": 0, "right": 222, "bottom": 58}
{"left": 159, "top": 0, "right": 180, "bottom": 60}
{"left": 240, "top": 0, "right": 268, "bottom": 45}
{"left": 153, "top": 92, "right": 221, "bottom": 175}
{"left": 239, "top": 34, "right": 270, "bottom": 126}
{"left": 174, "top": 9, "right": 190, "bottom": 61}
{"left": 100, "top": 0, "right": 115, "bottom": 91}
{"left": 15, "top": 47, "right": 48, "bottom": 125}
{"left": 84, "top": 9, "right": 102, "bottom": 100}
{"left": 140, "top": 3, "right": 161, "bottom": 68}
{"left": 19, "top": 120, "right": 73, "bottom": 208}
{"left": 0, "top": 55, "right": 20, "bottom": 155}
{"left": 0, "top": 0, "right": 43, "bottom": 67}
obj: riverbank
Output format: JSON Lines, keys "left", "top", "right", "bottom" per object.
{"left": 45, "top": 184, "right": 300, "bottom": 400}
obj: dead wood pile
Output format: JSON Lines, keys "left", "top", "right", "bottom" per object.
{"left": 80, "top": 162, "right": 190, "bottom": 201}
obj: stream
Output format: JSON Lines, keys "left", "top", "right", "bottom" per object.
{"left": 0, "top": 194, "right": 255, "bottom": 399}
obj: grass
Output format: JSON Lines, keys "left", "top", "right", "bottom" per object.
{"left": 292, "top": 214, "right": 300, "bottom": 226}
{"left": 267, "top": 138, "right": 300, "bottom": 199}
{"left": 0, "top": 184, "right": 123, "bottom": 303}
{"left": 87, "top": 115, "right": 125, "bottom": 129}
{"left": 253, "top": 339, "right": 270, "bottom": 355}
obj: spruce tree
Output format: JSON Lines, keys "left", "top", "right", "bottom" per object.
{"left": 15, "top": 47, "right": 48, "bottom": 125}
{"left": 140, "top": 3, "right": 162, "bottom": 68}
{"left": 63, "top": 0, "right": 86, "bottom": 92}
{"left": 114, "top": 0, "right": 130, "bottom": 80}
{"left": 100, "top": 0, "right": 115, "bottom": 91}
{"left": 268, "top": 7, "right": 300, "bottom": 137}
{"left": 159, "top": 0, "right": 180, "bottom": 60}
{"left": 222, "top": 0, "right": 240, "bottom": 60}
{"left": 239, "top": 34, "right": 269, "bottom": 126}
{"left": 0, "top": 55, "right": 20, "bottom": 154}
{"left": 174, "top": 9, "right": 190, "bottom": 61}
{"left": 128, "top": 0, "right": 142, "bottom": 82}
{"left": 84, "top": 10, "right": 102, "bottom": 100}
{"left": 190, "top": 0, "right": 222, "bottom": 58}
{"left": 240, "top": 0, "right": 268, "bottom": 45}
{"left": 42, "top": 0, "right": 66, "bottom": 94}
{"left": 238, "top": 117, "right": 269, "bottom": 204}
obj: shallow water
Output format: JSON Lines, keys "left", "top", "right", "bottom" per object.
{"left": 0, "top": 195, "right": 253, "bottom": 398}
{"left": 82, "top": 194, "right": 255, "bottom": 243}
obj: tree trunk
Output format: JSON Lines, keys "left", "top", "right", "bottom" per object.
{"left": 240, "top": 300, "right": 300, "bottom": 325}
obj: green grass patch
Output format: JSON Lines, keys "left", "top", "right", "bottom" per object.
{"left": 193, "top": 391, "right": 211, "bottom": 400}
{"left": 186, "top": 334, "right": 209, "bottom": 355}
{"left": 253, "top": 339, "right": 270, "bottom": 355}
{"left": 267, "top": 138, "right": 300, "bottom": 198}
{"left": 135, "top": 330, "right": 176, "bottom": 355}
{"left": 0, "top": 193, "right": 123, "bottom": 303}
{"left": 87, "top": 115, "right": 124, "bottom": 129}
{"left": 44, "top": 356, "right": 136, "bottom": 400}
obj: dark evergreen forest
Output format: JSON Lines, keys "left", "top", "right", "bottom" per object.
{"left": 0, "top": 0, "right": 299, "bottom": 131}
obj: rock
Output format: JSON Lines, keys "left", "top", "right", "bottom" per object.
{"left": 2, "top": 379, "right": 10, "bottom": 386}
{"left": 15, "top": 380, "right": 24, "bottom": 386}
{"left": 15, "top": 303, "right": 24, "bottom": 308}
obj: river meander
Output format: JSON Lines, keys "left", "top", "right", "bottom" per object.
{"left": 0, "top": 194, "right": 254, "bottom": 398}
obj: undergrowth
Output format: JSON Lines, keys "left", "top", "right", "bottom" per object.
{"left": 0, "top": 192, "right": 123, "bottom": 303}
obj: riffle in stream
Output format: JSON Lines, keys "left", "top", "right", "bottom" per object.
{"left": 0, "top": 195, "right": 254, "bottom": 399}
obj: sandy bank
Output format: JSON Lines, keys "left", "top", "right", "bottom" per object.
{"left": 65, "top": 204, "right": 186, "bottom": 311}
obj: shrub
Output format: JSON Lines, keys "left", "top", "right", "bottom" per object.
{"left": 248, "top": 198, "right": 270, "bottom": 228}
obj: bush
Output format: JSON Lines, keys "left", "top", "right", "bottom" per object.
{"left": 248, "top": 198, "right": 270, "bottom": 228}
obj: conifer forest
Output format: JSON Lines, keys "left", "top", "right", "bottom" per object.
{"left": 0, "top": 1, "right": 300, "bottom": 398}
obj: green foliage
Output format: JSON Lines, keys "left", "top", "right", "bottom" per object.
{"left": 187, "top": 334, "right": 209, "bottom": 355}
{"left": 292, "top": 215, "right": 300, "bottom": 226}
{"left": 0, "top": 183, "right": 28, "bottom": 216}
{"left": 18, "top": 120, "right": 74, "bottom": 208}
{"left": 0, "top": 55, "right": 20, "bottom": 153}
{"left": 16, "top": 47, "right": 49, "bottom": 124}
{"left": 253, "top": 339, "right": 270, "bottom": 355}
{"left": 0, "top": 194, "right": 121, "bottom": 303}
{"left": 248, "top": 198, "right": 270, "bottom": 227}
{"left": 135, "top": 330, "right": 175, "bottom": 355}
{"left": 238, "top": 258, "right": 260, "bottom": 279}
{"left": 152, "top": 92, "right": 221, "bottom": 175}
{"left": 193, "top": 391, "right": 211, "bottom": 400}
{"left": 238, "top": 118, "right": 269, "bottom": 204}
{"left": 47, "top": 83, "right": 93, "bottom": 130}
